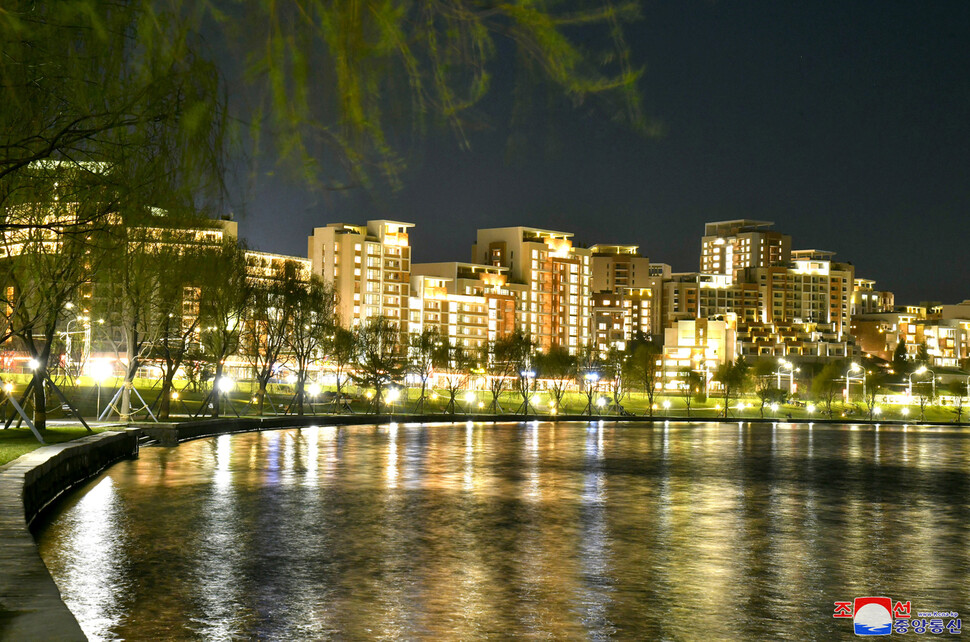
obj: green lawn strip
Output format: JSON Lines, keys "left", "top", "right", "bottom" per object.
{"left": 0, "top": 425, "right": 113, "bottom": 466}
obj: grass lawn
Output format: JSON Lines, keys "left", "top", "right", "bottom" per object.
{"left": 0, "top": 425, "right": 111, "bottom": 467}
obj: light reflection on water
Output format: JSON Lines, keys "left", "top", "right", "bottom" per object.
{"left": 35, "top": 421, "right": 970, "bottom": 641}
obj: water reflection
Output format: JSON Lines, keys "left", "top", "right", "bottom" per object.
{"left": 36, "top": 422, "right": 970, "bottom": 641}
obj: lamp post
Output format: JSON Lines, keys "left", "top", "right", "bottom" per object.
{"left": 908, "top": 365, "right": 933, "bottom": 396}
{"left": 584, "top": 372, "right": 599, "bottom": 416}
{"left": 845, "top": 362, "right": 862, "bottom": 401}
{"left": 91, "top": 360, "right": 112, "bottom": 419}
{"left": 776, "top": 359, "right": 790, "bottom": 390}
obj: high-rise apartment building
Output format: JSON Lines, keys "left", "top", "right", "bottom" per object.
{"left": 589, "top": 245, "right": 660, "bottom": 352}
{"left": 471, "top": 227, "right": 591, "bottom": 352}
{"left": 308, "top": 220, "right": 412, "bottom": 328}
{"left": 700, "top": 219, "right": 791, "bottom": 282}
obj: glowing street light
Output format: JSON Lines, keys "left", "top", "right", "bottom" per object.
{"left": 308, "top": 383, "right": 321, "bottom": 397}
{"left": 908, "top": 365, "right": 926, "bottom": 395}
{"left": 91, "top": 360, "right": 113, "bottom": 419}
{"left": 845, "top": 362, "right": 863, "bottom": 401}
{"left": 385, "top": 388, "right": 400, "bottom": 404}
{"left": 217, "top": 376, "right": 234, "bottom": 393}
{"left": 27, "top": 358, "right": 40, "bottom": 371}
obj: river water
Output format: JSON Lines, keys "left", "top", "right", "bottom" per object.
{"left": 35, "top": 421, "right": 970, "bottom": 640}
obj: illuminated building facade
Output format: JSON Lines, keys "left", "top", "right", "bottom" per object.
{"left": 471, "top": 227, "right": 591, "bottom": 353}
{"left": 700, "top": 219, "right": 790, "bottom": 283}
{"left": 308, "top": 220, "right": 412, "bottom": 328}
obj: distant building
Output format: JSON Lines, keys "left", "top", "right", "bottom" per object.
{"left": 700, "top": 219, "right": 790, "bottom": 283}
{"left": 308, "top": 220, "right": 412, "bottom": 328}
{"left": 471, "top": 227, "right": 591, "bottom": 353}
{"left": 409, "top": 262, "right": 522, "bottom": 350}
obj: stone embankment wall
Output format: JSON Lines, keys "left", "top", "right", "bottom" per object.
{"left": 0, "top": 429, "right": 140, "bottom": 642}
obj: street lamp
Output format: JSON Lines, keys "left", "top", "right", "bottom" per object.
{"left": 584, "top": 372, "right": 599, "bottom": 416}
{"left": 845, "top": 362, "right": 863, "bottom": 401}
{"left": 908, "top": 365, "right": 934, "bottom": 397}
{"left": 776, "top": 359, "right": 791, "bottom": 390}
{"left": 217, "top": 376, "right": 234, "bottom": 394}
{"left": 91, "top": 360, "right": 113, "bottom": 419}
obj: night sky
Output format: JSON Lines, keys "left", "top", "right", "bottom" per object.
{"left": 229, "top": 1, "right": 970, "bottom": 305}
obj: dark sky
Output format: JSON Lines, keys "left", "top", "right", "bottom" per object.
{"left": 230, "top": 1, "right": 970, "bottom": 305}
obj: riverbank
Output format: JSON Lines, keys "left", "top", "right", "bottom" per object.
{"left": 0, "top": 429, "right": 140, "bottom": 642}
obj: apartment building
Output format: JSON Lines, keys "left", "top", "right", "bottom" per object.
{"left": 700, "top": 219, "right": 791, "bottom": 282}
{"left": 851, "top": 278, "right": 895, "bottom": 316}
{"left": 308, "top": 220, "right": 412, "bottom": 328}
{"left": 746, "top": 250, "right": 854, "bottom": 337}
{"left": 471, "top": 227, "right": 591, "bottom": 353}
{"left": 409, "top": 262, "right": 522, "bottom": 350}
{"left": 589, "top": 244, "right": 660, "bottom": 352}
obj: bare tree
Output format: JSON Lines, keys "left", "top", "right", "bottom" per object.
{"left": 679, "top": 368, "right": 703, "bottom": 418}
{"left": 626, "top": 341, "right": 661, "bottom": 417}
{"left": 408, "top": 327, "right": 440, "bottom": 414}
{"left": 242, "top": 260, "right": 305, "bottom": 415}
{"left": 536, "top": 345, "right": 577, "bottom": 414}
{"left": 326, "top": 326, "right": 356, "bottom": 414}
{"left": 434, "top": 343, "right": 472, "bottom": 416}
{"left": 285, "top": 277, "right": 336, "bottom": 416}
{"left": 198, "top": 241, "right": 251, "bottom": 417}
{"left": 351, "top": 316, "right": 404, "bottom": 415}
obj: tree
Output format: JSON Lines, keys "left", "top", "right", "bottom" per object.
{"left": 408, "top": 328, "right": 440, "bottom": 414}
{"left": 602, "top": 346, "right": 628, "bottom": 415}
{"left": 914, "top": 374, "right": 935, "bottom": 422}
{"left": 626, "top": 341, "right": 661, "bottom": 417}
{"left": 285, "top": 277, "right": 336, "bottom": 416}
{"left": 93, "top": 214, "right": 213, "bottom": 420}
{"left": 507, "top": 333, "right": 537, "bottom": 415}
{"left": 198, "top": 241, "right": 252, "bottom": 418}
{"left": 241, "top": 260, "right": 306, "bottom": 415}
{"left": 483, "top": 335, "right": 519, "bottom": 414}
{"left": 679, "top": 368, "right": 703, "bottom": 418}
{"left": 150, "top": 241, "right": 213, "bottom": 420}
{"left": 1, "top": 2, "right": 228, "bottom": 228}
{"left": 862, "top": 369, "right": 886, "bottom": 421}
{"left": 351, "top": 316, "right": 404, "bottom": 414}
{"left": 753, "top": 359, "right": 785, "bottom": 419}
{"left": 434, "top": 343, "right": 472, "bottom": 416}
{"left": 536, "top": 345, "right": 577, "bottom": 414}
{"left": 0, "top": 195, "right": 104, "bottom": 431}
{"left": 327, "top": 326, "right": 357, "bottom": 414}
{"left": 915, "top": 341, "right": 931, "bottom": 367}
{"left": 577, "top": 344, "right": 603, "bottom": 417}
{"left": 948, "top": 380, "right": 967, "bottom": 423}
{"left": 811, "top": 361, "right": 843, "bottom": 419}
{"left": 892, "top": 340, "right": 909, "bottom": 373}
{"left": 208, "top": 0, "right": 649, "bottom": 189}
{"left": 714, "top": 357, "right": 750, "bottom": 418}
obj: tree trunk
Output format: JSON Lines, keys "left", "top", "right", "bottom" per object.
{"left": 32, "top": 367, "right": 47, "bottom": 432}
{"left": 211, "top": 361, "right": 223, "bottom": 418}
{"left": 159, "top": 369, "right": 176, "bottom": 420}
{"left": 296, "top": 375, "right": 305, "bottom": 416}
